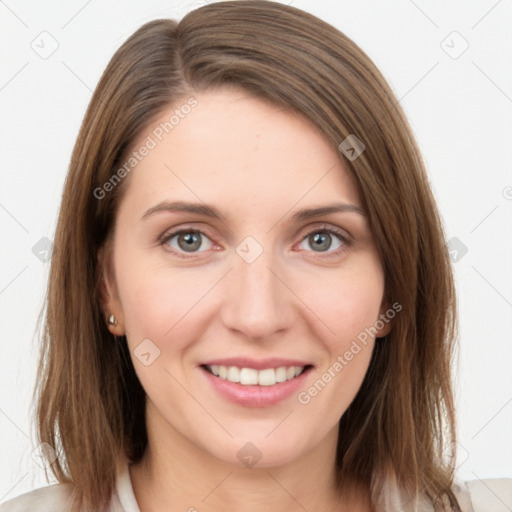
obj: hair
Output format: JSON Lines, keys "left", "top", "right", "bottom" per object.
{"left": 34, "top": 1, "right": 459, "bottom": 510}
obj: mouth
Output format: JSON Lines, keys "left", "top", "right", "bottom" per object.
{"left": 199, "top": 359, "right": 314, "bottom": 407}
{"left": 201, "top": 364, "right": 313, "bottom": 386}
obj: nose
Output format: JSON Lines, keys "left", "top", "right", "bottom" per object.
{"left": 219, "top": 246, "right": 297, "bottom": 341}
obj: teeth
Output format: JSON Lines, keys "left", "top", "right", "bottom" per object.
{"left": 240, "top": 368, "right": 258, "bottom": 385}
{"left": 258, "top": 368, "right": 276, "bottom": 386}
{"left": 275, "top": 367, "right": 287, "bottom": 383}
{"left": 227, "top": 366, "right": 240, "bottom": 383}
{"left": 206, "top": 365, "right": 306, "bottom": 386}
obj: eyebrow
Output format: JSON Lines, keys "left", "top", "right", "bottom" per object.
{"left": 141, "top": 201, "right": 227, "bottom": 222}
{"left": 141, "top": 200, "right": 366, "bottom": 223}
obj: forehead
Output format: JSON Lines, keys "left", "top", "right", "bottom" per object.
{"left": 119, "top": 89, "right": 361, "bottom": 220}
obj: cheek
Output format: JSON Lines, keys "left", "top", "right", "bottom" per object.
{"left": 294, "top": 278, "right": 381, "bottom": 422}
{"left": 291, "top": 262, "right": 384, "bottom": 409}
{"left": 115, "top": 256, "right": 219, "bottom": 354}
{"left": 297, "top": 263, "right": 385, "bottom": 348}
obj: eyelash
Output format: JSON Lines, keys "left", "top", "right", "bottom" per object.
{"left": 159, "top": 224, "right": 351, "bottom": 260}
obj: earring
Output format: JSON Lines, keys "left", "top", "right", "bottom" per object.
{"left": 108, "top": 314, "right": 117, "bottom": 326}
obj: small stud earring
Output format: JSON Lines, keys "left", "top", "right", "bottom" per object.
{"left": 108, "top": 314, "right": 117, "bottom": 326}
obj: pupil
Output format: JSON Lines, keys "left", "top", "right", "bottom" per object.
{"left": 178, "top": 232, "right": 201, "bottom": 252}
{"left": 310, "top": 232, "right": 331, "bottom": 251}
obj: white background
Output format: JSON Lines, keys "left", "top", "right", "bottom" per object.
{"left": 1, "top": 0, "right": 511, "bottom": 502}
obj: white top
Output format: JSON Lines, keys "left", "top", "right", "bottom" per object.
{"left": 1, "top": 463, "right": 511, "bottom": 512}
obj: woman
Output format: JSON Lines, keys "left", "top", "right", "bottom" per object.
{"left": 2, "top": 1, "right": 510, "bottom": 511}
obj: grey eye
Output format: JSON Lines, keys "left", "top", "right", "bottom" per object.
{"left": 166, "top": 231, "right": 213, "bottom": 253}
{"left": 298, "top": 230, "right": 344, "bottom": 253}
{"left": 308, "top": 232, "right": 332, "bottom": 251}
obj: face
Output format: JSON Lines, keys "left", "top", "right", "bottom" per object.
{"left": 101, "top": 88, "right": 391, "bottom": 468}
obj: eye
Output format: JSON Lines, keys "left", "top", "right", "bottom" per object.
{"left": 160, "top": 225, "right": 349, "bottom": 259}
{"left": 297, "top": 227, "right": 348, "bottom": 254}
{"left": 162, "top": 229, "right": 214, "bottom": 255}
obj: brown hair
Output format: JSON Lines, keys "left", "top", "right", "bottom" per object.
{"left": 35, "top": 1, "right": 459, "bottom": 510}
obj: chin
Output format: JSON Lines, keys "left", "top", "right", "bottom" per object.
{"left": 200, "top": 431, "right": 312, "bottom": 469}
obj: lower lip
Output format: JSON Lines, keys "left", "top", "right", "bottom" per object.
{"left": 200, "top": 366, "right": 312, "bottom": 408}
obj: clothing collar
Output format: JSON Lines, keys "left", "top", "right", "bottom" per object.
{"left": 115, "top": 463, "right": 142, "bottom": 512}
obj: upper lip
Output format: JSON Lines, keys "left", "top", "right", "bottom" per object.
{"left": 200, "top": 357, "right": 313, "bottom": 370}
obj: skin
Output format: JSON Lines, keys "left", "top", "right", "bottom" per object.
{"left": 101, "top": 88, "right": 391, "bottom": 511}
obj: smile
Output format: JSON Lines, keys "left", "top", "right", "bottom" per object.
{"left": 203, "top": 364, "right": 308, "bottom": 386}
{"left": 199, "top": 358, "right": 314, "bottom": 407}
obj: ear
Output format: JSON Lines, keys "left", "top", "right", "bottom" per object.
{"left": 97, "top": 244, "right": 125, "bottom": 336}
{"left": 374, "top": 300, "right": 397, "bottom": 338}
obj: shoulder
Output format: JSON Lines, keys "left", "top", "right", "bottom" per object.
{"left": 454, "top": 477, "right": 512, "bottom": 512}
{"left": 0, "top": 482, "right": 74, "bottom": 512}
{"left": 0, "top": 463, "right": 137, "bottom": 512}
